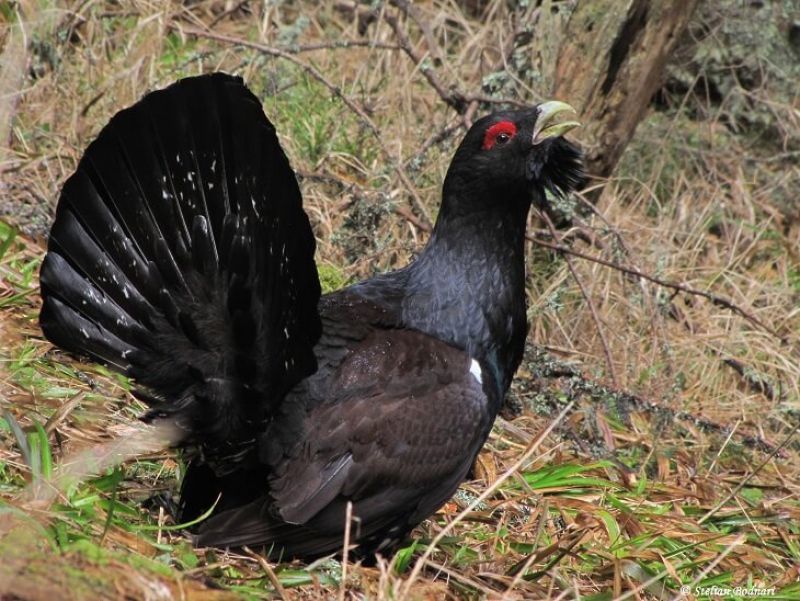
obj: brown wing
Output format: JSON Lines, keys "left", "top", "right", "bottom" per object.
{"left": 193, "top": 326, "right": 497, "bottom": 556}
{"left": 273, "top": 328, "right": 492, "bottom": 520}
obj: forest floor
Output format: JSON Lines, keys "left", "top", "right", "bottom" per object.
{"left": 1, "top": 2, "right": 799, "bottom": 600}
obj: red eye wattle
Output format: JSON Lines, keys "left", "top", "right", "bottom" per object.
{"left": 482, "top": 121, "right": 517, "bottom": 150}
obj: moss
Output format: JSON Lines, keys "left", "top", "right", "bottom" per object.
{"left": 317, "top": 262, "right": 349, "bottom": 294}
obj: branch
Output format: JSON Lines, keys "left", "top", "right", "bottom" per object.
{"left": 381, "top": 6, "right": 529, "bottom": 112}
{"left": 527, "top": 235, "right": 793, "bottom": 348}
{"left": 404, "top": 117, "right": 464, "bottom": 169}
{"left": 284, "top": 40, "right": 402, "bottom": 53}
{"left": 208, "top": 0, "right": 249, "bottom": 27}
{"left": 526, "top": 350, "right": 791, "bottom": 456}
{"left": 381, "top": 6, "right": 467, "bottom": 112}
{"left": 388, "top": 0, "right": 444, "bottom": 64}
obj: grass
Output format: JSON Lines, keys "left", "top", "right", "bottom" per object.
{"left": 1, "top": 1, "right": 799, "bottom": 599}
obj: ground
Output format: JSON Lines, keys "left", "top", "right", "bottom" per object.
{"left": 1, "top": 1, "right": 799, "bottom": 600}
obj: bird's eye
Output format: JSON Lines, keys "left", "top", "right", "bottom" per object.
{"left": 482, "top": 121, "right": 517, "bottom": 150}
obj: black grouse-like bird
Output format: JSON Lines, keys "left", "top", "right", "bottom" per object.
{"left": 39, "top": 73, "right": 582, "bottom": 559}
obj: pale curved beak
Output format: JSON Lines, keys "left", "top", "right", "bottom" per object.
{"left": 532, "top": 101, "right": 580, "bottom": 145}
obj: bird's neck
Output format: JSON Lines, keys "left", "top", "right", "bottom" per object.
{"left": 402, "top": 194, "right": 531, "bottom": 395}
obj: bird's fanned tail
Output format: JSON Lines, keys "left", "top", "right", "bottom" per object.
{"left": 39, "top": 73, "right": 322, "bottom": 465}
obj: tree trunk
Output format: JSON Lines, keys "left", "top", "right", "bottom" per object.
{"left": 551, "top": 0, "right": 700, "bottom": 190}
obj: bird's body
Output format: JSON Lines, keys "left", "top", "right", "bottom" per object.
{"left": 39, "top": 73, "right": 582, "bottom": 560}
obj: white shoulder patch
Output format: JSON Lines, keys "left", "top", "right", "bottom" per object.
{"left": 469, "top": 359, "right": 483, "bottom": 385}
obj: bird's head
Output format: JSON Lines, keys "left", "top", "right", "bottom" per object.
{"left": 442, "top": 102, "right": 584, "bottom": 217}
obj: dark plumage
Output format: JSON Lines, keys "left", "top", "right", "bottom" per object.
{"left": 39, "top": 73, "right": 583, "bottom": 560}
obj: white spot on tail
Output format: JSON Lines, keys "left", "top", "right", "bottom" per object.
{"left": 469, "top": 359, "right": 482, "bottom": 385}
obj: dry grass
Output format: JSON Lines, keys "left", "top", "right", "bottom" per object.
{"left": 1, "top": 1, "right": 799, "bottom": 599}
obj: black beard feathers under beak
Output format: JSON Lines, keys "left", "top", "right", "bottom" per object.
{"left": 527, "top": 138, "right": 586, "bottom": 201}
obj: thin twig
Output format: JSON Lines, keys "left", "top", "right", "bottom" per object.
{"left": 706, "top": 419, "right": 740, "bottom": 475}
{"left": 401, "top": 401, "right": 576, "bottom": 599}
{"left": 388, "top": 0, "right": 443, "bottom": 64}
{"left": 502, "top": 501, "right": 549, "bottom": 596}
{"left": 340, "top": 501, "right": 354, "bottom": 601}
{"left": 405, "top": 117, "right": 464, "bottom": 169}
{"left": 609, "top": 562, "right": 672, "bottom": 601}
{"left": 541, "top": 212, "right": 619, "bottom": 387}
{"left": 98, "top": 474, "right": 120, "bottom": 546}
{"left": 175, "top": 24, "right": 433, "bottom": 227}
{"left": 244, "top": 546, "right": 288, "bottom": 601}
{"left": 462, "top": 99, "right": 480, "bottom": 128}
{"left": 527, "top": 234, "right": 793, "bottom": 348}
{"left": 697, "top": 420, "right": 800, "bottom": 525}
{"left": 207, "top": 0, "right": 249, "bottom": 27}
{"left": 156, "top": 505, "right": 165, "bottom": 545}
{"left": 299, "top": 166, "right": 430, "bottom": 234}
{"left": 574, "top": 189, "right": 632, "bottom": 257}
{"left": 286, "top": 39, "right": 401, "bottom": 52}
{"left": 520, "top": 529, "right": 587, "bottom": 582}
{"left": 463, "top": 93, "right": 529, "bottom": 108}
{"left": 527, "top": 353, "right": 787, "bottom": 455}
{"left": 394, "top": 204, "right": 431, "bottom": 232}
{"left": 383, "top": 2, "right": 529, "bottom": 114}
{"left": 667, "top": 536, "right": 746, "bottom": 601}
{"left": 381, "top": 7, "right": 466, "bottom": 112}
{"left": 722, "top": 357, "right": 778, "bottom": 401}
{"left": 424, "top": 558, "right": 501, "bottom": 596}
{"left": 43, "top": 391, "right": 85, "bottom": 434}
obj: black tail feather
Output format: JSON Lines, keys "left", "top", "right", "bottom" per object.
{"left": 40, "top": 73, "right": 322, "bottom": 462}
{"left": 40, "top": 295, "right": 134, "bottom": 371}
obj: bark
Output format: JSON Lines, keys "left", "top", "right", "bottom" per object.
{"left": 552, "top": 0, "right": 700, "bottom": 190}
